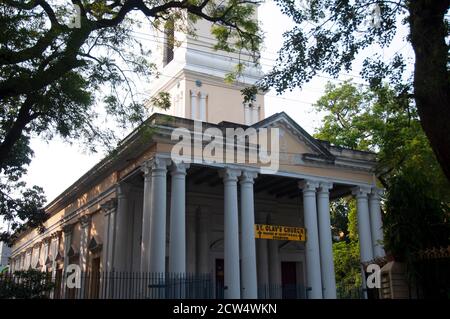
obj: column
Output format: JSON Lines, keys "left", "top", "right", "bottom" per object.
{"left": 299, "top": 180, "right": 322, "bottom": 299}
{"left": 239, "top": 170, "right": 258, "bottom": 299}
{"left": 352, "top": 186, "right": 374, "bottom": 262}
{"left": 62, "top": 224, "right": 74, "bottom": 298}
{"left": 114, "top": 184, "right": 129, "bottom": 271}
{"left": 369, "top": 187, "right": 385, "bottom": 258}
{"left": 140, "top": 162, "right": 152, "bottom": 273}
{"left": 148, "top": 157, "right": 171, "bottom": 273}
{"left": 268, "top": 238, "right": 281, "bottom": 298}
{"left": 51, "top": 232, "right": 61, "bottom": 279}
{"left": 251, "top": 105, "right": 260, "bottom": 124}
{"left": 256, "top": 214, "right": 269, "bottom": 298}
{"left": 197, "top": 208, "right": 209, "bottom": 274}
{"left": 199, "top": 92, "right": 207, "bottom": 121}
{"left": 191, "top": 90, "right": 198, "bottom": 120}
{"left": 42, "top": 240, "right": 50, "bottom": 272}
{"left": 79, "top": 215, "right": 91, "bottom": 272}
{"left": 317, "top": 182, "right": 337, "bottom": 299}
{"left": 62, "top": 226, "right": 73, "bottom": 272}
{"left": 101, "top": 198, "right": 117, "bottom": 273}
{"left": 169, "top": 162, "right": 189, "bottom": 273}
{"left": 244, "top": 104, "right": 251, "bottom": 125}
{"left": 219, "top": 168, "right": 241, "bottom": 299}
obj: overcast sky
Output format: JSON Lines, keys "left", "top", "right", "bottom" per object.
{"left": 5, "top": 1, "right": 414, "bottom": 218}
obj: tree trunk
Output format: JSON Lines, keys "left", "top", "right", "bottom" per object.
{"left": 0, "top": 98, "right": 35, "bottom": 170}
{"left": 409, "top": 0, "right": 450, "bottom": 181}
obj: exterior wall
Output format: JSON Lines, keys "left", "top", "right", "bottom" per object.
{"left": 0, "top": 242, "right": 11, "bottom": 267}
{"left": 184, "top": 74, "right": 264, "bottom": 125}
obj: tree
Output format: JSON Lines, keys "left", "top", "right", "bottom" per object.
{"left": 314, "top": 81, "right": 450, "bottom": 293}
{"left": 0, "top": 269, "right": 54, "bottom": 299}
{"left": 0, "top": 0, "right": 262, "bottom": 242}
{"left": 313, "top": 81, "right": 449, "bottom": 196}
{"left": 261, "top": 0, "right": 450, "bottom": 182}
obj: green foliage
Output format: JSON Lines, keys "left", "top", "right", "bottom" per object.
{"left": 0, "top": 270, "right": 54, "bottom": 299}
{"left": 313, "top": 81, "right": 449, "bottom": 195}
{"left": 260, "top": 0, "right": 450, "bottom": 183}
{"left": 315, "top": 81, "right": 450, "bottom": 284}
{"left": 333, "top": 240, "right": 362, "bottom": 291}
{"left": 0, "top": 1, "right": 262, "bottom": 243}
{"left": 150, "top": 92, "right": 172, "bottom": 111}
{"left": 384, "top": 168, "right": 450, "bottom": 262}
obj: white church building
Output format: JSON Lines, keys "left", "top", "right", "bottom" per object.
{"left": 9, "top": 8, "right": 385, "bottom": 299}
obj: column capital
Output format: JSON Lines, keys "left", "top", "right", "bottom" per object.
{"left": 141, "top": 156, "right": 171, "bottom": 177}
{"left": 199, "top": 92, "right": 207, "bottom": 99}
{"left": 240, "top": 170, "right": 258, "bottom": 184}
{"left": 116, "top": 183, "right": 130, "bottom": 199}
{"left": 190, "top": 89, "right": 199, "bottom": 97}
{"left": 170, "top": 161, "right": 190, "bottom": 176}
{"left": 318, "top": 181, "right": 333, "bottom": 193}
{"left": 79, "top": 214, "right": 92, "bottom": 228}
{"left": 369, "top": 187, "right": 384, "bottom": 201}
{"left": 101, "top": 198, "right": 117, "bottom": 215}
{"left": 219, "top": 167, "right": 242, "bottom": 182}
{"left": 351, "top": 186, "right": 371, "bottom": 198}
{"left": 62, "top": 223, "right": 75, "bottom": 235}
{"left": 298, "top": 180, "right": 319, "bottom": 192}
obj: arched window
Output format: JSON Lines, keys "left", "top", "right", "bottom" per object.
{"left": 163, "top": 19, "right": 174, "bottom": 66}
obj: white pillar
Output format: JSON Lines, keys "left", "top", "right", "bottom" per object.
{"left": 244, "top": 105, "right": 251, "bottom": 125}
{"left": 317, "top": 182, "right": 337, "bottom": 299}
{"left": 199, "top": 92, "right": 207, "bottom": 121}
{"left": 149, "top": 157, "right": 171, "bottom": 273}
{"left": 169, "top": 162, "right": 189, "bottom": 273}
{"left": 79, "top": 215, "right": 91, "bottom": 272}
{"left": 51, "top": 233, "right": 60, "bottom": 279}
{"left": 197, "top": 208, "right": 209, "bottom": 274}
{"left": 191, "top": 90, "right": 198, "bottom": 120}
{"left": 141, "top": 162, "right": 152, "bottom": 273}
{"left": 239, "top": 170, "right": 258, "bottom": 299}
{"left": 79, "top": 215, "right": 91, "bottom": 298}
{"left": 251, "top": 106, "right": 260, "bottom": 124}
{"left": 114, "top": 185, "right": 128, "bottom": 271}
{"left": 101, "top": 199, "right": 117, "bottom": 273}
{"left": 256, "top": 214, "right": 269, "bottom": 298}
{"left": 352, "top": 187, "right": 374, "bottom": 262}
{"left": 369, "top": 187, "right": 385, "bottom": 258}
{"left": 219, "top": 168, "right": 241, "bottom": 299}
{"left": 268, "top": 238, "right": 281, "bottom": 298}
{"left": 299, "top": 180, "right": 323, "bottom": 299}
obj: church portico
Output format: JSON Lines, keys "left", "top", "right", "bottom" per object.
{"left": 70, "top": 139, "right": 381, "bottom": 299}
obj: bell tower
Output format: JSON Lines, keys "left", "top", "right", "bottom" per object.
{"left": 147, "top": 9, "right": 265, "bottom": 125}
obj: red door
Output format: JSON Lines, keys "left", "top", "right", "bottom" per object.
{"left": 281, "top": 262, "right": 297, "bottom": 299}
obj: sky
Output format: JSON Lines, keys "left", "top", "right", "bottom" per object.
{"left": 5, "top": 1, "right": 414, "bottom": 218}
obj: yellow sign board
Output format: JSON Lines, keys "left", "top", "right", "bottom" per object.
{"left": 254, "top": 224, "right": 306, "bottom": 241}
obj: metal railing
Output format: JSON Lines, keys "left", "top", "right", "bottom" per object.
{"left": 1, "top": 271, "right": 214, "bottom": 299}
{"left": 1, "top": 270, "right": 365, "bottom": 299}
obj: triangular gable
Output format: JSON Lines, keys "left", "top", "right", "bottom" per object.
{"left": 252, "top": 112, "right": 335, "bottom": 162}
{"left": 88, "top": 237, "right": 103, "bottom": 253}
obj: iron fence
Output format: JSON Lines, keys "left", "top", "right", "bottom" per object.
{"left": 1, "top": 271, "right": 214, "bottom": 299}
{"left": 1, "top": 270, "right": 367, "bottom": 299}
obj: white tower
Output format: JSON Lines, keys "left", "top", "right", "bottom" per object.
{"left": 147, "top": 8, "right": 265, "bottom": 125}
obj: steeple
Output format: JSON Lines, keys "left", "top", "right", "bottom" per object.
{"left": 147, "top": 9, "right": 265, "bottom": 125}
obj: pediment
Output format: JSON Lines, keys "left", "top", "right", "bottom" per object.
{"left": 67, "top": 246, "right": 79, "bottom": 258}
{"left": 88, "top": 237, "right": 103, "bottom": 253}
{"left": 253, "top": 112, "right": 335, "bottom": 164}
